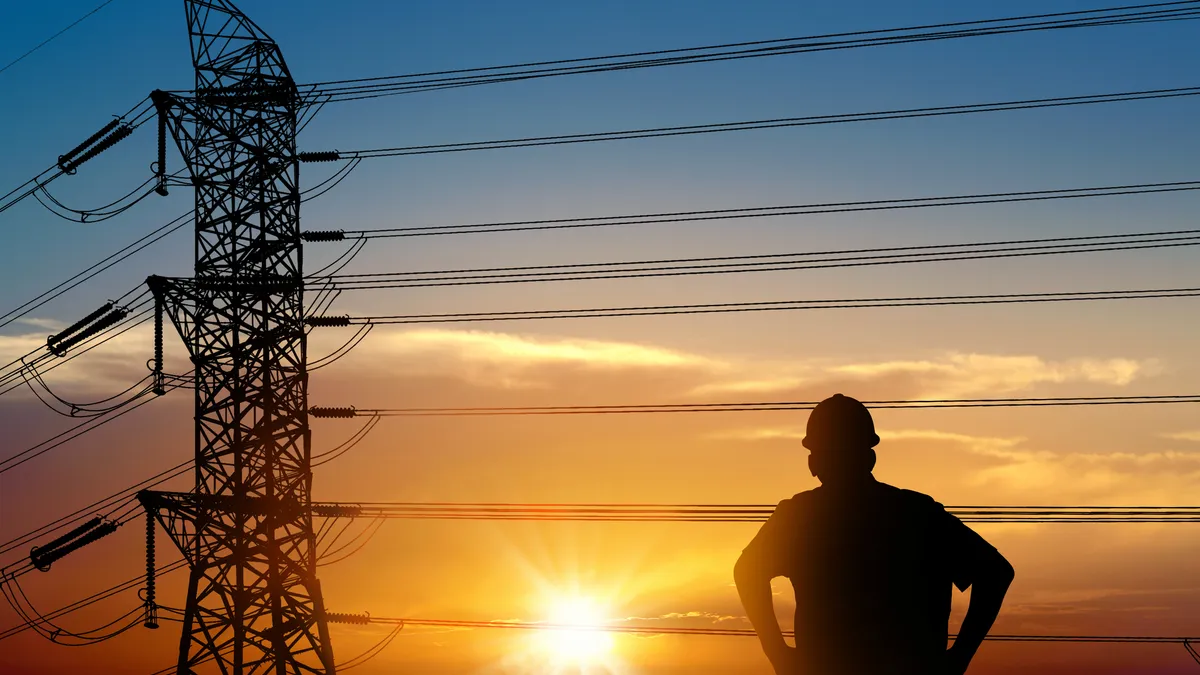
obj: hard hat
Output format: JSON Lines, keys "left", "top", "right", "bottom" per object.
{"left": 802, "top": 393, "right": 880, "bottom": 451}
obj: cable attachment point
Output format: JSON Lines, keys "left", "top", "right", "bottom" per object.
{"left": 153, "top": 93, "right": 169, "bottom": 197}
{"left": 298, "top": 151, "right": 341, "bottom": 163}
{"left": 152, "top": 292, "right": 165, "bottom": 395}
{"left": 305, "top": 315, "right": 351, "bottom": 328}
{"left": 47, "top": 303, "right": 130, "bottom": 357}
{"left": 59, "top": 123, "right": 134, "bottom": 175}
{"left": 310, "top": 406, "right": 357, "bottom": 419}
{"left": 29, "top": 517, "right": 119, "bottom": 572}
{"left": 58, "top": 119, "right": 121, "bottom": 174}
{"left": 143, "top": 509, "right": 158, "bottom": 629}
{"left": 301, "top": 230, "right": 346, "bottom": 242}
{"left": 325, "top": 611, "right": 371, "bottom": 625}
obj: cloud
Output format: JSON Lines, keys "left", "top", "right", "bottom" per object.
{"left": 691, "top": 375, "right": 810, "bottom": 396}
{"left": 705, "top": 427, "right": 806, "bottom": 442}
{"left": 378, "top": 329, "right": 713, "bottom": 369}
{"left": 710, "top": 425, "right": 1200, "bottom": 503}
{"left": 1003, "top": 587, "right": 1197, "bottom": 618}
{"left": 690, "top": 352, "right": 1155, "bottom": 400}
{"left": 1160, "top": 431, "right": 1200, "bottom": 443}
{"left": 878, "top": 429, "right": 1200, "bottom": 501}
{"left": 619, "top": 611, "right": 741, "bottom": 624}
{"left": 14, "top": 317, "right": 66, "bottom": 330}
{"left": 0, "top": 324, "right": 159, "bottom": 396}
{"left": 336, "top": 327, "right": 720, "bottom": 388}
{"left": 879, "top": 429, "right": 1031, "bottom": 460}
{"left": 829, "top": 353, "right": 1150, "bottom": 397}
{"left": 706, "top": 427, "right": 1029, "bottom": 457}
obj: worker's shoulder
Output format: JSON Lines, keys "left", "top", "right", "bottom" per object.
{"left": 772, "top": 489, "right": 819, "bottom": 514}
{"left": 873, "top": 481, "right": 947, "bottom": 511}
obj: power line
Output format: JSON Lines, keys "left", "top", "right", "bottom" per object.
{"left": 0, "top": 370, "right": 186, "bottom": 476}
{"left": 316, "top": 503, "right": 1200, "bottom": 524}
{"left": 0, "top": 148, "right": 349, "bottom": 334}
{"left": 0, "top": 99, "right": 154, "bottom": 217}
{"left": 0, "top": 0, "right": 119, "bottom": 78}
{"left": 353, "top": 615, "right": 1200, "bottom": 646}
{"left": 0, "top": 559, "right": 187, "bottom": 643}
{"left": 324, "top": 86, "right": 1200, "bottom": 159}
{"left": 318, "top": 395, "right": 1200, "bottom": 418}
{"left": 319, "top": 287, "right": 1200, "bottom": 326}
{"left": 345, "top": 615, "right": 1200, "bottom": 666}
{"left": 0, "top": 216, "right": 186, "bottom": 331}
{"left": 320, "top": 228, "right": 1200, "bottom": 289}
{"left": 0, "top": 293, "right": 153, "bottom": 398}
{"left": 300, "top": 2, "right": 1200, "bottom": 102}
{"left": 340, "top": 180, "right": 1200, "bottom": 239}
{"left": 0, "top": 459, "right": 190, "bottom": 561}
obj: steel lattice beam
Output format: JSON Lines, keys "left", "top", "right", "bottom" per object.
{"left": 141, "top": 1, "right": 333, "bottom": 673}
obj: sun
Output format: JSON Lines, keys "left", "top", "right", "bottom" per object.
{"left": 537, "top": 596, "right": 616, "bottom": 664}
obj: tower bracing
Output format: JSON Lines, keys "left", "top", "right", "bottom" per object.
{"left": 140, "top": 1, "right": 334, "bottom": 672}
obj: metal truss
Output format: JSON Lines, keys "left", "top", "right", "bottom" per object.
{"left": 140, "top": 1, "right": 333, "bottom": 672}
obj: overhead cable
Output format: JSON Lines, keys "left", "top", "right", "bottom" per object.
{"left": 320, "top": 86, "right": 1200, "bottom": 159}
{"left": 341, "top": 615, "right": 1200, "bottom": 665}
{"left": 0, "top": 99, "right": 154, "bottom": 217}
{"left": 0, "top": 148, "right": 350, "bottom": 334}
{"left": 351, "top": 614, "right": 1200, "bottom": 646}
{"left": 313, "top": 503, "right": 1200, "bottom": 524}
{"left": 0, "top": 0, "right": 120, "bottom": 78}
{"left": 0, "top": 215, "right": 188, "bottom": 331}
{"left": 0, "top": 370, "right": 187, "bottom": 476}
{"left": 300, "top": 2, "right": 1200, "bottom": 102}
{"left": 0, "top": 559, "right": 187, "bottom": 643}
{"left": 314, "top": 394, "right": 1200, "bottom": 418}
{"left": 319, "top": 228, "right": 1200, "bottom": 289}
{"left": 312, "top": 287, "right": 1200, "bottom": 327}
{"left": 338, "top": 180, "right": 1200, "bottom": 239}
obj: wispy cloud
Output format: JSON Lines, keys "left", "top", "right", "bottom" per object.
{"left": 335, "top": 327, "right": 720, "bottom": 388}
{"left": 14, "top": 317, "right": 66, "bottom": 330}
{"left": 1160, "top": 431, "right": 1200, "bottom": 443}
{"left": 0, "top": 324, "right": 158, "bottom": 395}
{"left": 879, "top": 429, "right": 1030, "bottom": 460}
{"left": 619, "top": 610, "right": 742, "bottom": 624}
{"left": 829, "top": 353, "right": 1150, "bottom": 397}
{"left": 881, "top": 429, "right": 1200, "bottom": 501}
{"left": 690, "top": 352, "right": 1155, "bottom": 399}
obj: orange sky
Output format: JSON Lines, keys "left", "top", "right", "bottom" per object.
{"left": 3, "top": 315, "right": 1200, "bottom": 673}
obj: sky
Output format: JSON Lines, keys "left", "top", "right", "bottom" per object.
{"left": 1, "top": 0, "right": 1200, "bottom": 673}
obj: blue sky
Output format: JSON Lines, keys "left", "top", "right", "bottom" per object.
{"left": 1, "top": 1, "right": 1197, "bottom": 338}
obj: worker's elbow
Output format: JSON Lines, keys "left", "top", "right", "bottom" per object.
{"left": 993, "top": 553, "right": 1015, "bottom": 586}
{"left": 733, "top": 552, "right": 757, "bottom": 584}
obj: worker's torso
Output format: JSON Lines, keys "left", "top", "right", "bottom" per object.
{"left": 783, "top": 483, "right": 954, "bottom": 675}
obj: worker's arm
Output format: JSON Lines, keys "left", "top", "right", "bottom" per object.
{"left": 735, "top": 552, "right": 796, "bottom": 674}
{"left": 945, "top": 546, "right": 1015, "bottom": 675}
{"left": 735, "top": 498, "right": 798, "bottom": 675}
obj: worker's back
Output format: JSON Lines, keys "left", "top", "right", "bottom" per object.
{"left": 743, "top": 478, "right": 995, "bottom": 675}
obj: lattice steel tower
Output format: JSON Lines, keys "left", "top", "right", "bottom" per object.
{"left": 138, "top": 1, "right": 334, "bottom": 672}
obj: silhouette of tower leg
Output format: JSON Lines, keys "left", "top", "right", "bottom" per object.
{"left": 139, "top": 1, "right": 334, "bottom": 672}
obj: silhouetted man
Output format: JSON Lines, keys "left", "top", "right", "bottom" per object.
{"left": 735, "top": 394, "right": 1014, "bottom": 675}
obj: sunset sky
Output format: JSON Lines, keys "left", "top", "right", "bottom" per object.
{"left": 2, "top": 1, "right": 1200, "bottom": 673}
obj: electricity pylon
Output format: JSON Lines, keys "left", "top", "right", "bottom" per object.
{"left": 137, "top": 1, "right": 334, "bottom": 672}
